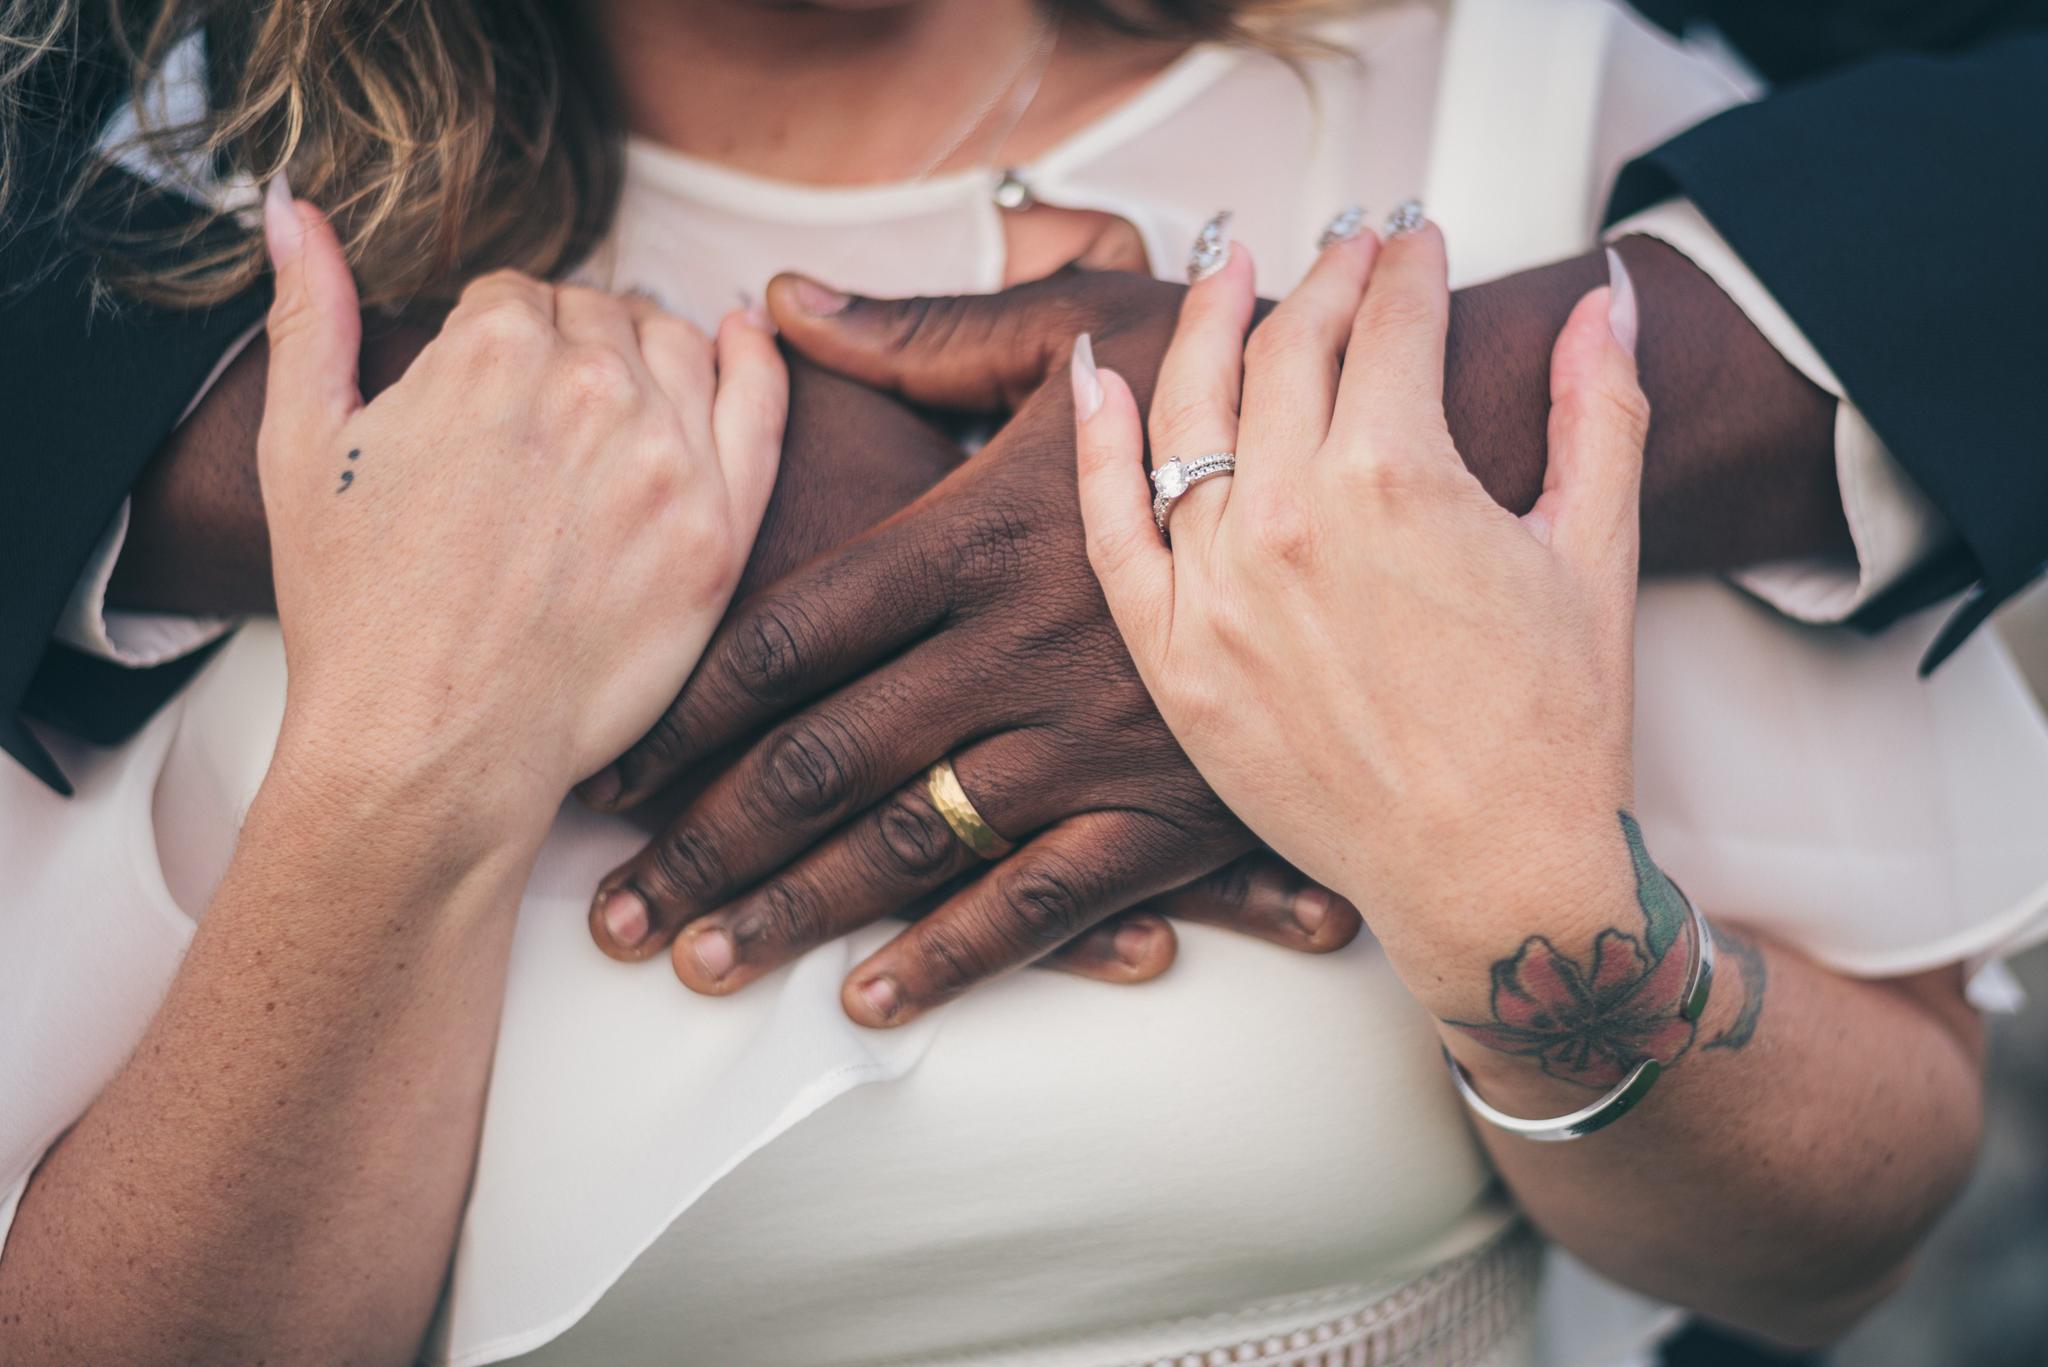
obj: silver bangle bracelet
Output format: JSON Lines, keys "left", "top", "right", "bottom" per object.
{"left": 1443, "top": 883, "right": 1715, "bottom": 1143}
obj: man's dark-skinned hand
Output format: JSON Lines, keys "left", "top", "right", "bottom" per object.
{"left": 106, "top": 312, "right": 1356, "bottom": 986}
{"left": 581, "top": 234, "right": 1850, "bottom": 1027}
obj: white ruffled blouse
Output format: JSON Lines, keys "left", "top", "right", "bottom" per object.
{"left": 6, "top": 2, "right": 2048, "bottom": 1364}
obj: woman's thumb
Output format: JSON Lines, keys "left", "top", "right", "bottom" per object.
{"left": 1523, "top": 248, "right": 1649, "bottom": 585}
{"left": 261, "top": 174, "right": 364, "bottom": 457}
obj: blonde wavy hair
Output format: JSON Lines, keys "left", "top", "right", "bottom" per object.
{"left": 2, "top": 0, "right": 1361, "bottom": 314}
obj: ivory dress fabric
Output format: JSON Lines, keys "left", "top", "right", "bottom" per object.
{"left": 5, "top": 2, "right": 2048, "bottom": 1364}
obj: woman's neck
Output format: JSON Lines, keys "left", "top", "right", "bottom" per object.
{"left": 589, "top": 0, "right": 1189, "bottom": 186}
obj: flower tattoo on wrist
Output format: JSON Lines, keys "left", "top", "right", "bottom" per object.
{"left": 1447, "top": 812, "right": 1763, "bottom": 1089}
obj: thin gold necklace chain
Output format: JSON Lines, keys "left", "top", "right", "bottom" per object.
{"left": 906, "top": 9, "right": 1062, "bottom": 182}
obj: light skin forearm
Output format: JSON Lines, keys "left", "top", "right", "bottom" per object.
{"left": 1391, "top": 823, "right": 1983, "bottom": 1347}
{"left": 0, "top": 743, "right": 541, "bottom": 1364}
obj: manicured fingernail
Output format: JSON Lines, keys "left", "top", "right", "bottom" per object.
{"left": 790, "top": 276, "right": 850, "bottom": 316}
{"left": 600, "top": 888, "right": 649, "bottom": 949}
{"left": 1604, "top": 246, "right": 1639, "bottom": 357}
{"left": 1384, "top": 198, "right": 1425, "bottom": 237}
{"left": 743, "top": 300, "right": 776, "bottom": 333}
{"left": 1293, "top": 885, "right": 1332, "bottom": 936}
{"left": 1317, "top": 203, "right": 1367, "bottom": 250}
{"left": 691, "top": 925, "right": 736, "bottom": 982}
{"left": 1186, "top": 209, "right": 1233, "bottom": 283}
{"left": 857, "top": 976, "right": 901, "bottom": 1023}
{"left": 1070, "top": 332, "right": 1103, "bottom": 421}
{"left": 1113, "top": 920, "right": 1156, "bottom": 967}
{"left": 579, "top": 766, "right": 623, "bottom": 809}
{"left": 262, "top": 172, "right": 300, "bottom": 269}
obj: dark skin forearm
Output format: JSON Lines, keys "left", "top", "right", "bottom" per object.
{"left": 108, "top": 321, "right": 426, "bottom": 615}
{"left": 1448, "top": 236, "right": 1848, "bottom": 571}
{"left": 108, "top": 236, "right": 1847, "bottom": 617}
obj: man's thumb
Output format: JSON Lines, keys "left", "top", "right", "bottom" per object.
{"left": 766, "top": 271, "right": 1062, "bottom": 412}
{"left": 261, "top": 173, "right": 363, "bottom": 455}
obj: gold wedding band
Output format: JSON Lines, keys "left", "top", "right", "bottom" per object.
{"left": 926, "top": 759, "right": 1015, "bottom": 860}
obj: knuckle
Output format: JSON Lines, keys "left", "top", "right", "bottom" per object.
{"left": 949, "top": 506, "right": 1031, "bottom": 584}
{"left": 870, "top": 789, "right": 960, "bottom": 879}
{"left": 885, "top": 295, "right": 966, "bottom": 357}
{"left": 684, "top": 513, "right": 743, "bottom": 602}
{"left": 1001, "top": 860, "right": 1092, "bottom": 947}
{"left": 760, "top": 715, "right": 863, "bottom": 821}
{"left": 1363, "top": 290, "right": 1442, "bottom": 338}
{"left": 1244, "top": 313, "right": 1326, "bottom": 371}
{"left": 726, "top": 601, "right": 811, "bottom": 705}
{"left": 1594, "top": 382, "right": 1653, "bottom": 445}
{"left": 736, "top": 878, "right": 828, "bottom": 950}
{"left": 554, "top": 282, "right": 612, "bottom": 313}
{"left": 1198, "top": 858, "right": 1256, "bottom": 911}
{"left": 1245, "top": 495, "right": 1318, "bottom": 564}
{"left": 912, "top": 920, "right": 985, "bottom": 994}
{"left": 642, "top": 312, "right": 712, "bottom": 362}
{"left": 644, "top": 826, "right": 730, "bottom": 908}
{"left": 617, "top": 706, "right": 696, "bottom": 789}
{"left": 554, "top": 344, "right": 642, "bottom": 413}
{"left": 458, "top": 297, "right": 555, "bottom": 358}
{"left": 1167, "top": 674, "right": 1227, "bottom": 737}
{"left": 460, "top": 268, "right": 537, "bottom": 302}
{"left": 1147, "top": 397, "right": 1222, "bottom": 458}
{"left": 620, "top": 432, "right": 685, "bottom": 504}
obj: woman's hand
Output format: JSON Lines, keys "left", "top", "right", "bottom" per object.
{"left": 1072, "top": 220, "right": 1647, "bottom": 945}
{"left": 0, "top": 186, "right": 786, "bottom": 1367}
{"left": 1067, "top": 215, "right": 1988, "bottom": 1353}
{"left": 258, "top": 178, "right": 783, "bottom": 847}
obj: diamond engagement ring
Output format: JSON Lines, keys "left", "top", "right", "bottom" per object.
{"left": 1151, "top": 452, "right": 1236, "bottom": 540}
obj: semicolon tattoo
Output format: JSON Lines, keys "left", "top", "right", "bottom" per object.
{"left": 1445, "top": 811, "right": 1706, "bottom": 1090}
{"left": 337, "top": 447, "right": 361, "bottom": 494}
{"left": 1703, "top": 925, "right": 1767, "bottom": 1052}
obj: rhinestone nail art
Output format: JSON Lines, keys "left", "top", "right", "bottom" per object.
{"left": 1187, "top": 210, "right": 1234, "bottom": 283}
{"left": 1317, "top": 204, "right": 1367, "bottom": 250}
{"left": 1384, "top": 199, "right": 1425, "bottom": 237}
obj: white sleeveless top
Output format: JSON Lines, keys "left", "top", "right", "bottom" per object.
{"left": 5, "top": 4, "right": 2048, "bottom": 1365}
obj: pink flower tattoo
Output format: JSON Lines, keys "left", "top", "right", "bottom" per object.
{"left": 1451, "top": 928, "right": 1698, "bottom": 1088}
{"left": 1447, "top": 812, "right": 1713, "bottom": 1089}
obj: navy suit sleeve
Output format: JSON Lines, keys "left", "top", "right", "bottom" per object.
{"left": 1609, "top": 34, "right": 2048, "bottom": 670}
{"left": 0, "top": 29, "right": 266, "bottom": 792}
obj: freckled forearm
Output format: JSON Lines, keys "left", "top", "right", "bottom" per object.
{"left": 0, "top": 760, "right": 535, "bottom": 1364}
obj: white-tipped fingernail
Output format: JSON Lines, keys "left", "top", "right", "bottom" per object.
{"left": 1604, "top": 247, "right": 1639, "bottom": 357}
{"left": 1384, "top": 199, "right": 1425, "bottom": 237}
{"left": 1070, "top": 332, "right": 1103, "bottom": 421}
{"left": 1317, "top": 203, "right": 1367, "bottom": 250}
{"left": 1187, "top": 209, "right": 1233, "bottom": 283}
{"left": 262, "top": 172, "right": 300, "bottom": 269}
{"left": 742, "top": 300, "right": 776, "bottom": 333}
